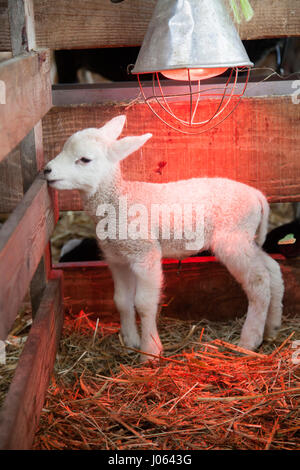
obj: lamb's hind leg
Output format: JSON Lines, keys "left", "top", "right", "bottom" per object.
{"left": 261, "top": 251, "right": 284, "bottom": 341}
{"left": 131, "top": 251, "right": 163, "bottom": 362}
{"left": 214, "top": 235, "right": 271, "bottom": 350}
{"left": 109, "top": 263, "right": 140, "bottom": 349}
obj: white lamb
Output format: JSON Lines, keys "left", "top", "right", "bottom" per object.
{"left": 44, "top": 115, "right": 284, "bottom": 362}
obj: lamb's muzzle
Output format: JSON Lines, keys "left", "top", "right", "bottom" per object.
{"left": 45, "top": 115, "right": 284, "bottom": 362}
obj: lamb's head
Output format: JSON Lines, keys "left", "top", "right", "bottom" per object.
{"left": 43, "top": 115, "right": 152, "bottom": 195}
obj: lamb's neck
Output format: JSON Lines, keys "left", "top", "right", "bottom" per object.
{"left": 81, "top": 164, "right": 124, "bottom": 213}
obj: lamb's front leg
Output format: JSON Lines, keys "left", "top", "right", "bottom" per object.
{"left": 109, "top": 263, "right": 140, "bottom": 350}
{"left": 132, "top": 252, "right": 163, "bottom": 362}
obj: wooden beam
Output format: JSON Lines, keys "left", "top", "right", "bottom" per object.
{"left": 235, "top": 0, "right": 300, "bottom": 40}
{"left": 0, "top": 1, "right": 10, "bottom": 52}
{"left": 7, "top": 2, "right": 43, "bottom": 192}
{"left": 7, "top": 1, "right": 54, "bottom": 316}
{"left": 19, "top": 121, "right": 44, "bottom": 192}
{"left": 0, "top": 146, "right": 23, "bottom": 213}
{"left": 18, "top": 122, "right": 54, "bottom": 316}
{"left": 0, "top": 50, "right": 52, "bottom": 162}
{"left": 0, "top": 273, "right": 63, "bottom": 450}
{"left": 30, "top": 242, "right": 52, "bottom": 318}
{"left": 0, "top": 115, "right": 47, "bottom": 215}
{"left": 42, "top": 90, "right": 300, "bottom": 211}
{"left": 0, "top": 178, "right": 58, "bottom": 341}
{"left": 51, "top": 80, "right": 299, "bottom": 106}
{"left": 8, "top": 0, "right": 36, "bottom": 55}
{"left": 1, "top": 0, "right": 298, "bottom": 51}
{"left": 56, "top": 256, "right": 300, "bottom": 320}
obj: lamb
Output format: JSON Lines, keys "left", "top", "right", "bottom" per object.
{"left": 44, "top": 115, "right": 284, "bottom": 362}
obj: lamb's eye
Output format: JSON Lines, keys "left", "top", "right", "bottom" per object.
{"left": 77, "top": 157, "right": 92, "bottom": 164}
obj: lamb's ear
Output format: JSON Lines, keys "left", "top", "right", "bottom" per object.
{"left": 99, "top": 115, "right": 126, "bottom": 141}
{"left": 107, "top": 133, "right": 152, "bottom": 163}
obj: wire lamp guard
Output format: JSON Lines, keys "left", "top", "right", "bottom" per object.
{"left": 132, "top": 0, "right": 253, "bottom": 134}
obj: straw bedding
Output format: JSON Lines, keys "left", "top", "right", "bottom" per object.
{"left": 1, "top": 305, "right": 299, "bottom": 450}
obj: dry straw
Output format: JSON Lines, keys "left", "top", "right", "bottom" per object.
{"left": 1, "top": 306, "right": 299, "bottom": 450}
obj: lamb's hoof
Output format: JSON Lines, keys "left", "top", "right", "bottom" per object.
{"left": 121, "top": 331, "right": 141, "bottom": 351}
{"left": 263, "top": 325, "right": 281, "bottom": 343}
{"left": 238, "top": 336, "right": 262, "bottom": 351}
{"left": 139, "top": 341, "right": 163, "bottom": 364}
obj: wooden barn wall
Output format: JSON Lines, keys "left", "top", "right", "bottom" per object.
{"left": 58, "top": 257, "right": 300, "bottom": 319}
{"left": 1, "top": 0, "right": 300, "bottom": 51}
{"left": 40, "top": 96, "right": 300, "bottom": 212}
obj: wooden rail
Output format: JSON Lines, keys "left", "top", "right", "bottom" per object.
{"left": 0, "top": 0, "right": 300, "bottom": 51}
{"left": 0, "top": 273, "right": 63, "bottom": 450}
{"left": 0, "top": 177, "right": 57, "bottom": 340}
{"left": 56, "top": 256, "right": 300, "bottom": 320}
{"left": 0, "top": 147, "right": 22, "bottom": 213}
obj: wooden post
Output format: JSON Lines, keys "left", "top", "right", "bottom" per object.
{"left": 7, "top": 0, "right": 54, "bottom": 316}
{"left": 8, "top": 0, "right": 36, "bottom": 55}
{"left": 19, "top": 121, "right": 53, "bottom": 318}
{"left": 0, "top": 274, "right": 64, "bottom": 450}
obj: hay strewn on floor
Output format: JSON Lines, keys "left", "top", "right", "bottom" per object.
{"left": 1, "top": 306, "right": 299, "bottom": 450}
{"left": 0, "top": 302, "right": 32, "bottom": 407}
{"left": 27, "top": 311, "right": 299, "bottom": 450}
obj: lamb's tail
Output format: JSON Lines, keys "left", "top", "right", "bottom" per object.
{"left": 256, "top": 192, "right": 270, "bottom": 247}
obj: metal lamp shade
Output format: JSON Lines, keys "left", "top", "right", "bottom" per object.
{"left": 132, "top": 0, "right": 253, "bottom": 134}
{"left": 132, "top": 0, "right": 253, "bottom": 76}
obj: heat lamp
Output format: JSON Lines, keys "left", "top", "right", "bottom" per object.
{"left": 131, "top": 0, "right": 253, "bottom": 134}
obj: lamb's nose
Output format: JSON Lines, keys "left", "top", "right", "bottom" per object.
{"left": 44, "top": 167, "right": 52, "bottom": 175}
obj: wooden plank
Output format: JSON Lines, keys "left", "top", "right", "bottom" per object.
{"left": 0, "top": 122, "right": 46, "bottom": 212}
{"left": 0, "top": 0, "right": 298, "bottom": 51}
{"left": 51, "top": 80, "right": 298, "bottom": 107}
{"left": 0, "top": 50, "right": 52, "bottom": 162}
{"left": 0, "top": 146, "right": 23, "bottom": 213}
{"left": 235, "top": 0, "right": 300, "bottom": 40}
{"left": 51, "top": 79, "right": 298, "bottom": 106}
{"left": 20, "top": 121, "right": 45, "bottom": 192}
{"left": 0, "top": 177, "right": 58, "bottom": 341}
{"left": 56, "top": 256, "right": 300, "bottom": 320}
{"left": 7, "top": 1, "right": 53, "bottom": 316}
{"left": 30, "top": 242, "right": 52, "bottom": 318}
{"left": 8, "top": 1, "right": 43, "bottom": 192}
{"left": 7, "top": 0, "right": 43, "bottom": 192}
{"left": 18, "top": 121, "right": 54, "bottom": 316}
{"left": 42, "top": 92, "right": 300, "bottom": 211}
{"left": 0, "top": 1, "right": 10, "bottom": 52}
{"left": 8, "top": 0, "right": 35, "bottom": 55}
{"left": 0, "top": 273, "right": 63, "bottom": 450}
